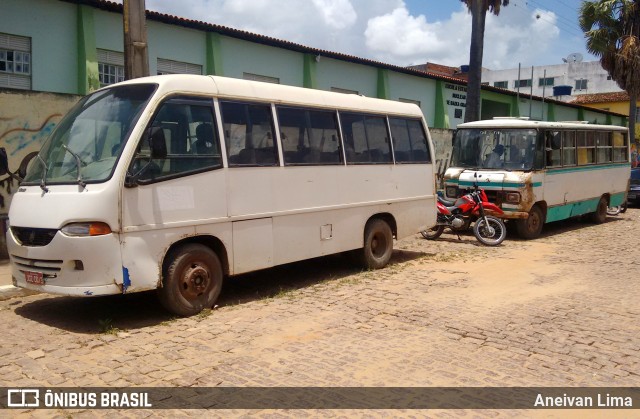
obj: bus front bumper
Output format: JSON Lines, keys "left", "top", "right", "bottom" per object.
{"left": 7, "top": 228, "right": 126, "bottom": 297}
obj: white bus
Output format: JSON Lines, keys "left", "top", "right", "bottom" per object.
{"left": 443, "top": 117, "right": 630, "bottom": 239}
{"left": 5, "top": 75, "right": 436, "bottom": 316}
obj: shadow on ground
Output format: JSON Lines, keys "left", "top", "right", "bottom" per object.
{"left": 12, "top": 249, "right": 426, "bottom": 334}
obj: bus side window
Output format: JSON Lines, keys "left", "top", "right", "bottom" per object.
{"left": 133, "top": 97, "right": 221, "bottom": 183}
{"left": 545, "top": 131, "right": 562, "bottom": 167}
{"left": 389, "top": 118, "right": 430, "bottom": 163}
{"left": 220, "top": 101, "right": 278, "bottom": 167}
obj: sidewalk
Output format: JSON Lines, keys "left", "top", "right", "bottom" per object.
{"left": 0, "top": 259, "right": 35, "bottom": 300}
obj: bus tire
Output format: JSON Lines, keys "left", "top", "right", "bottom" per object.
{"left": 516, "top": 205, "right": 544, "bottom": 239}
{"left": 158, "top": 243, "right": 223, "bottom": 317}
{"left": 360, "top": 219, "right": 393, "bottom": 270}
{"left": 590, "top": 196, "right": 608, "bottom": 224}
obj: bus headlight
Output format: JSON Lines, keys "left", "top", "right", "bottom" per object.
{"left": 446, "top": 186, "right": 458, "bottom": 198}
{"left": 61, "top": 222, "right": 112, "bottom": 237}
{"left": 504, "top": 192, "right": 521, "bottom": 204}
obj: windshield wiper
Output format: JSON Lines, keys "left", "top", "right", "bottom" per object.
{"left": 36, "top": 154, "right": 49, "bottom": 193}
{"left": 61, "top": 144, "right": 87, "bottom": 188}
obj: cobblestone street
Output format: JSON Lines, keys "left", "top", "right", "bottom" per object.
{"left": 1, "top": 209, "right": 640, "bottom": 417}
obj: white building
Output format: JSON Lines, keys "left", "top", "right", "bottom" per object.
{"left": 481, "top": 60, "right": 621, "bottom": 100}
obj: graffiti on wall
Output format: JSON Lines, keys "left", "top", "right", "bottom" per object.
{"left": 0, "top": 113, "right": 61, "bottom": 208}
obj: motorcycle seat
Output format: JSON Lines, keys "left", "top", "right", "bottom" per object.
{"left": 437, "top": 196, "right": 457, "bottom": 206}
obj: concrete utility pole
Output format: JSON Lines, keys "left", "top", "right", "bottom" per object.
{"left": 123, "top": 0, "right": 149, "bottom": 80}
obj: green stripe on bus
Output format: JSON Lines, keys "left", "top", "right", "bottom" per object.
{"left": 546, "top": 198, "right": 600, "bottom": 223}
{"left": 456, "top": 181, "right": 543, "bottom": 188}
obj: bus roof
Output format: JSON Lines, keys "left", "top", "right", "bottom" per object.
{"left": 114, "top": 74, "right": 425, "bottom": 118}
{"left": 456, "top": 117, "right": 628, "bottom": 131}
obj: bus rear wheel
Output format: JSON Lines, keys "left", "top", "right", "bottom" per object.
{"left": 516, "top": 205, "right": 544, "bottom": 239}
{"left": 158, "top": 243, "right": 223, "bottom": 317}
{"left": 359, "top": 218, "right": 393, "bottom": 270}
{"left": 590, "top": 196, "right": 608, "bottom": 224}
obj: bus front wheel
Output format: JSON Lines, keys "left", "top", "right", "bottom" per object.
{"left": 158, "top": 243, "right": 223, "bottom": 317}
{"left": 516, "top": 205, "right": 544, "bottom": 239}
{"left": 359, "top": 218, "right": 393, "bottom": 269}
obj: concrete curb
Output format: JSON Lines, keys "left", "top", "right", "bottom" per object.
{"left": 0, "top": 284, "right": 39, "bottom": 301}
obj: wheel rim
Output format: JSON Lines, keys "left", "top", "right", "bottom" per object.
{"left": 527, "top": 211, "right": 540, "bottom": 233}
{"left": 180, "top": 260, "right": 212, "bottom": 301}
{"left": 371, "top": 232, "right": 388, "bottom": 258}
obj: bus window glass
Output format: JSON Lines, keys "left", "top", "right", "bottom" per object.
{"left": 389, "top": 118, "right": 430, "bottom": 163}
{"left": 452, "top": 129, "right": 536, "bottom": 170}
{"left": 577, "top": 131, "right": 596, "bottom": 164}
{"left": 612, "top": 131, "right": 628, "bottom": 162}
{"left": 133, "top": 97, "right": 222, "bottom": 182}
{"left": 23, "top": 84, "right": 156, "bottom": 185}
{"left": 341, "top": 113, "right": 392, "bottom": 164}
{"left": 221, "top": 101, "right": 277, "bottom": 166}
{"left": 562, "top": 131, "right": 576, "bottom": 166}
{"left": 597, "top": 132, "right": 612, "bottom": 163}
{"left": 277, "top": 107, "right": 341, "bottom": 165}
{"left": 545, "top": 131, "right": 562, "bottom": 167}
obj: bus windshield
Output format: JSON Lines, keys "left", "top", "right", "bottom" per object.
{"left": 23, "top": 84, "right": 156, "bottom": 186}
{"left": 451, "top": 128, "right": 540, "bottom": 170}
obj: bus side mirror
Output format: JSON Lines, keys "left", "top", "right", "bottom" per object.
{"left": 451, "top": 130, "right": 457, "bottom": 147}
{"left": 148, "top": 127, "right": 167, "bottom": 159}
{"left": 0, "top": 148, "right": 8, "bottom": 176}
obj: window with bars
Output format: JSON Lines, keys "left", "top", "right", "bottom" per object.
{"left": 157, "top": 58, "right": 202, "bottom": 75}
{"left": 493, "top": 81, "right": 508, "bottom": 88}
{"left": 97, "top": 49, "right": 125, "bottom": 87}
{"left": 538, "top": 77, "right": 554, "bottom": 87}
{"left": 514, "top": 79, "right": 532, "bottom": 88}
{"left": 575, "top": 79, "right": 588, "bottom": 90}
{"left": 0, "top": 33, "right": 31, "bottom": 90}
{"left": 242, "top": 72, "right": 279, "bottom": 84}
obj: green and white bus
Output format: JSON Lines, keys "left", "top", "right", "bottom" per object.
{"left": 443, "top": 117, "right": 630, "bottom": 238}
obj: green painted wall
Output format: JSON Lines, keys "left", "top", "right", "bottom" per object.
{"left": 387, "top": 71, "right": 437, "bottom": 127}
{"left": 147, "top": 21, "right": 206, "bottom": 75}
{"left": 2, "top": 0, "right": 78, "bottom": 94}
{"left": 93, "top": 8, "right": 123, "bottom": 52}
{"left": 315, "top": 57, "right": 377, "bottom": 97}
{"left": 220, "top": 37, "right": 303, "bottom": 87}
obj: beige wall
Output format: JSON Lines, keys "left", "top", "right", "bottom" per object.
{"left": 0, "top": 89, "right": 80, "bottom": 214}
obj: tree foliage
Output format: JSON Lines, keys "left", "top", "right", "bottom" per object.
{"left": 580, "top": 0, "right": 640, "bottom": 142}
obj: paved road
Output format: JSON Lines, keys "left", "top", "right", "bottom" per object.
{"left": 1, "top": 209, "right": 639, "bottom": 416}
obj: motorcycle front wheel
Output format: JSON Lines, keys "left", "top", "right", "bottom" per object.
{"left": 420, "top": 225, "right": 445, "bottom": 240}
{"left": 473, "top": 216, "right": 506, "bottom": 246}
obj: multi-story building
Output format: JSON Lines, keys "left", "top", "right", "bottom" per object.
{"left": 481, "top": 60, "right": 621, "bottom": 99}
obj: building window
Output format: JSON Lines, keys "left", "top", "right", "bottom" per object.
{"left": 575, "top": 79, "right": 588, "bottom": 90}
{"left": 331, "top": 87, "right": 359, "bottom": 95}
{"left": 157, "top": 58, "right": 202, "bottom": 75}
{"left": 538, "top": 77, "right": 555, "bottom": 87}
{"left": 493, "top": 81, "right": 508, "bottom": 89}
{"left": 242, "top": 72, "right": 279, "bottom": 84}
{"left": 481, "top": 82, "right": 489, "bottom": 86}
{"left": 399, "top": 98, "right": 421, "bottom": 107}
{"left": 97, "top": 49, "right": 124, "bottom": 87}
{"left": 0, "top": 33, "right": 31, "bottom": 90}
{"left": 514, "top": 79, "right": 532, "bottom": 88}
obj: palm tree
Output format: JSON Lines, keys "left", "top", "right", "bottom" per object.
{"left": 579, "top": 0, "right": 640, "bottom": 144}
{"left": 461, "top": 0, "right": 510, "bottom": 122}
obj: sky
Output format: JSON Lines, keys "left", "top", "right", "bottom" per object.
{"left": 128, "top": 0, "right": 596, "bottom": 70}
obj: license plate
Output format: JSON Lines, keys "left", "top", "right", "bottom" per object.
{"left": 628, "top": 193, "right": 637, "bottom": 200}
{"left": 24, "top": 271, "right": 45, "bottom": 285}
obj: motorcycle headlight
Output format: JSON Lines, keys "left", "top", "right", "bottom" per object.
{"left": 446, "top": 186, "right": 458, "bottom": 198}
{"left": 505, "top": 192, "right": 521, "bottom": 204}
{"left": 61, "top": 222, "right": 112, "bottom": 237}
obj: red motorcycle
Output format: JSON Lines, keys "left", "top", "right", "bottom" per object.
{"left": 421, "top": 185, "right": 507, "bottom": 246}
